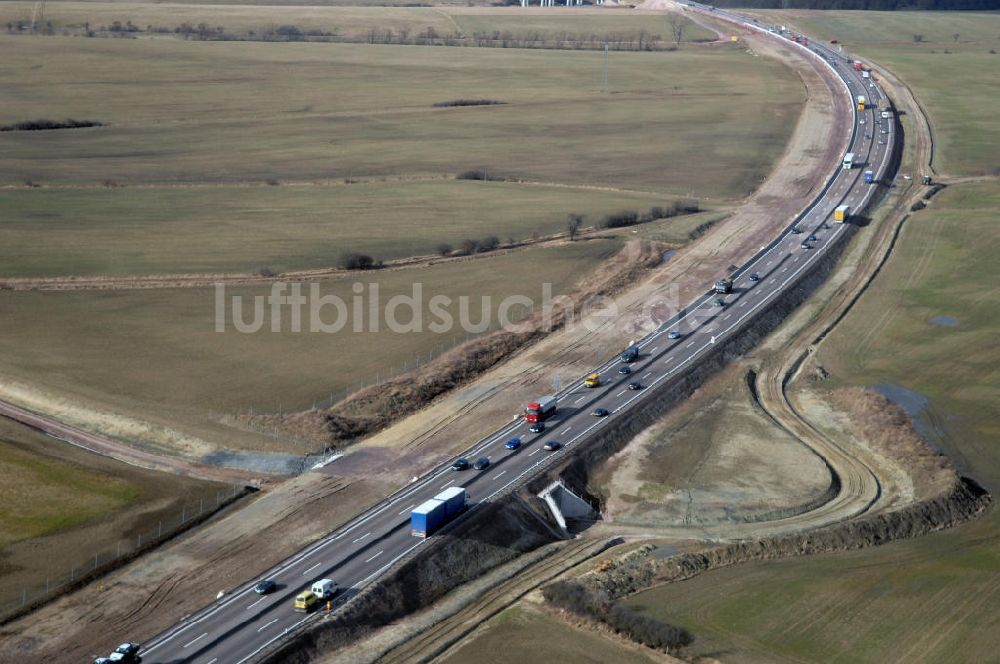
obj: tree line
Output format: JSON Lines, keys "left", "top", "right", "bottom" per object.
{"left": 5, "top": 20, "right": 705, "bottom": 52}
{"left": 714, "top": 0, "right": 999, "bottom": 9}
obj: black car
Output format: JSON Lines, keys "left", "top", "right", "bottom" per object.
{"left": 114, "top": 644, "right": 141, "bottom": 658}
{"left": 592, "top": 408, "right": 610, "bottom": 417}
{"left": 543, "top": 441, "right": 562, "bottom": 451}
{"left": 473, "top": 456, "right": 491, "bottom": 470}
{"left": 618, "top": 365, "right": 632, "bottom": 375}
{"left": 808, "top": 234, "right": 818, "bottom": 242}
{"left": 110, "top": 644, "right": 142, "bottom": 664}
{"left": 749, "top": 272, "right": 760, "bottom": 282}
{"left": 253, "top": 579, "right": 276, "bottom": 595}
{"left": 529, "top": 422, "right": 545, "bottom": 434}
{"left": 451, "top": 458, "right": 470, "bottom": 471}
{"left": 791, "top": 226, "right": 802, "bottom": 234}
{"left": 628, "top": 382, "right": 643, "bottom": 391}
{"left": 801, "top": 242, "right": 811, "bottom": 249}
{"left": 713, "top": 298, "right": 725, "bottom": 308}
{"left": 668, "top": 330, "right": 682, "bottom": 339}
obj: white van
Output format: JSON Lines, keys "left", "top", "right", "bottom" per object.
{"left": 311, "top": 578, "right": 338, "bottom": 599}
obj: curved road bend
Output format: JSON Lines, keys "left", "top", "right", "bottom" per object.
{"left": 135, "top": 15, "right": 895, "bottom": 664}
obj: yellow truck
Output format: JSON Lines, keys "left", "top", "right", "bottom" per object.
{"left": 834, "top": 205, "right": 850, "bottom": 223}
{"left": 294, "top": 591, "right": 319, "bottom": 612}
{"left": 584, "top": 372, "right": 601, "bottom": 388}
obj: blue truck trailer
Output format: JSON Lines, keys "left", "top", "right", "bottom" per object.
{"left": 864, "top": 170, "right": 875, "bottom": 184}
{"left": 411, "top": 487, "right": 467, "bottom": 538}
{"left": 621, "top": 344, "right": 640, "bottom": 363}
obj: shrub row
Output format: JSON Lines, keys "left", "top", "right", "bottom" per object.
{"left": 339, "top": 253, "right": 380, "bottom": 270}
{"left": 433, "top": 99, "right": 506, "bottom": 108}
{"left": 599, "top": 200, "right": 700, "bottom": 229}
{"left": 542, "top": 580, "right": 692, "bottom": 653}
{"left": 455, "top": 169, "right": 508, "bottom": 181}
{"left": 0, "top": 118, "right": 103, "bottom": 132}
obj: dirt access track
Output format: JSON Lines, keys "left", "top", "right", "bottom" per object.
{"left": 0, "top": 17, "right": 853, "bottom": 663}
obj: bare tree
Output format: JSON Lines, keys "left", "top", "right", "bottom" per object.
{"left": 952, "top": 33, "right": 960, "bottom": 42}
{"left": 913, "top": 34, "right": 924, "bottom": 43}
{"left": 667, "top": 14, "right": 686, "bottom": 45}
{"left": 567, "top": 213, "right": 584, "bottom": 240}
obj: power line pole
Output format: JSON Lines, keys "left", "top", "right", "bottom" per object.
{"left": 602, "top": 42, "right": 609, "bottom": 92}
{"left": 30, "top": 0, "right": 45, "bottom": 32}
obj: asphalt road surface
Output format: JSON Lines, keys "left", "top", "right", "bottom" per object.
{"left": 138, "top": 16, "right": 895, "bottom": 664}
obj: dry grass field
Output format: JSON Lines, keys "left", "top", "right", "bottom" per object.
{"left": 440, "top": 604, "right": 661, "bottom": 664}
{"left": 0, "top": 21, "right": 800, "bottom": 276}
{"left": 0, "top": 181, "right": 688, "bottom": 277}
{"left": 0, "top": 3, "right": 718, "bottom": 43}
{"left": 0, "top": 240, "right": 621, "bottom": 455}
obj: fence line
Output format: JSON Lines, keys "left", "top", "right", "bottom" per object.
{"left": 1, "top": 483, "right": 248, "bottom": 623}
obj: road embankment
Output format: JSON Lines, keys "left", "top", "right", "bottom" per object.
{"left": 259, "top": 493, "right": 564, "bottom": 663}
{"left": 581, "top": 475, "right": 991, "bottom": 602}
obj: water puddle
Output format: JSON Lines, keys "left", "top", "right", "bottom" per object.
{"left": 928, "top": 315, "right": 959, "bottom": 327}
{"left": 870, "top": 383, "right": 944, "bottom": 451}
{"left": 202, "top": 449, "right": 305, "bottom": 475}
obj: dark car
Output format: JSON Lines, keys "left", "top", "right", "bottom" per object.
{"left": 668, "top": 330, "right": 682, "bottom": 339}
{"left": 618, "top": 365, "right": 632, "bottom": 375}
{"left": 628, "top": 382, "right": 643, "bottom": 391}
{"left": 713, "top": 298, "right": 726, "bottom": 307}
{"left": 505, "top": 437, "right": 522, "bottom": 451}
{"left": 473, "top": 456, "right": 491, "bottom": 470}
{"left": 114, "top": 644, "right": 141, "bottom": 659}
{"left": 451, "top": 458, "right": 470, "bottom": 471}
{"left": 110, "top": 643, "right": 142, "bottom": 664}
{"left": 808, "top": 234, "right": 818, "bottom": 242}
{"left": 529, "top": 422, "right": 545, "bottom": 434}
{"left": 801, "top": 241, "right": 811, "bottom": 249}
{"left": 791, "top": 226, "right": 802, "bottom": 234}
{"left": 254, "top": 579, "right": 276, "bottom": 595}
{"left": 749, "top": 272, "right": 760, "bottom": 282}
{"left": 543, "top": 441, "right": 562, "bottom": 451}
{"left": 592, "top": 408, "right": 609, "bottom": 417}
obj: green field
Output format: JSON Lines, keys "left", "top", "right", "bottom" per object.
{"left": 753, "top": 10, "right": 1000, "bottom": 176}
{"left": 0, "top": 417, "right": 225, "bottom": 609}
{"left": 0, "top": 429, "right": 139, "bottom": 546}
{"left": 0, "top": 240, "right": 621, "bottom": 454}
{"left": 0, "top": 181, "right": 688, "bottom": 277}
{"left": 440, "top": 605, "right": 659, "bottom": 664}
{"left": 623, "top": 153, "right": 1000, "bottom": 663}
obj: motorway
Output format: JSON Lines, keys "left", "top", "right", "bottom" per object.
{"left": 139, "top": 14, "right": 895, "bottom": 664}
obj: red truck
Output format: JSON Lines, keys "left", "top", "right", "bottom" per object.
{"left": 524, "top": 396, "right": 557, "bottom": 424}
{"left": 853, "top": 60, "right": 864, "bottom": 71}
